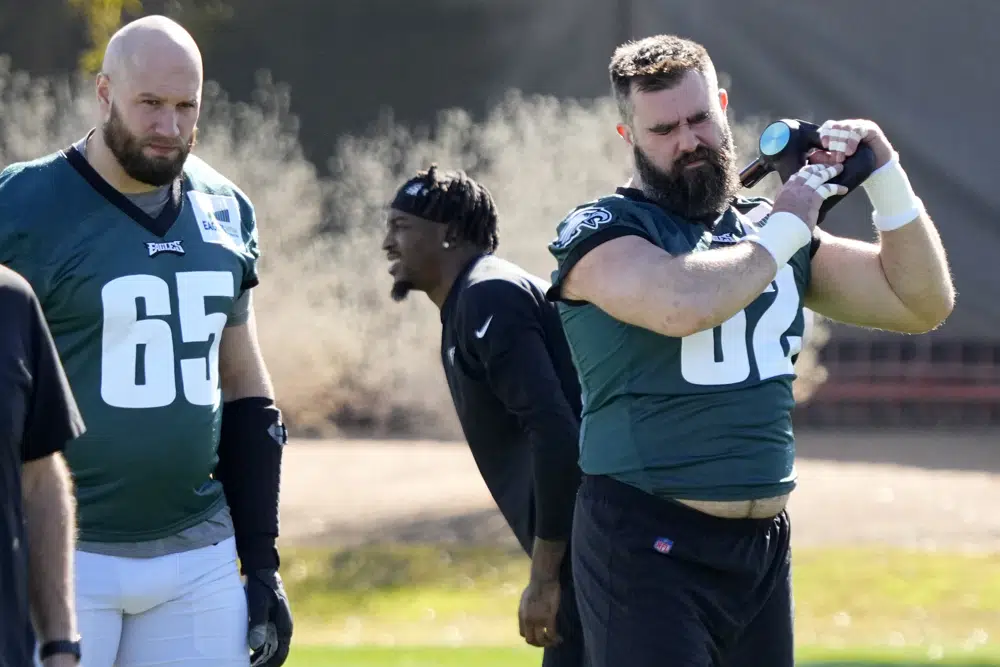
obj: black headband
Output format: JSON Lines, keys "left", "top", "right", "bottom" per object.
{"left": 390, "top": 178, "right": 448, "bottom": 224}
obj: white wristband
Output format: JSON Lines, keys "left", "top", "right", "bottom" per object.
{"left": 745, "top": 211, "right": 813, "bottom": 268}
{"left": 861, "top": 151, "right": 924, "bottom": 231}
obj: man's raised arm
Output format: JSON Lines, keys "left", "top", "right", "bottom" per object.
{"left": 553, "top": 164, "right": 847, "bottom": 336}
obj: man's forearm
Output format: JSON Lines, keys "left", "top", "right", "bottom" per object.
{"left": 529, "top": 425, "right": 580, "bottom": 569}
{"left": 22, "top": 454, "right": 77, "bottom": 643}
{"left": 529, "top": 537, "right": 567, "bottom": 582}
{"left": 862, "top": 151, "right": 954, "bottom": 328}
{"left": 481, "top": 330, "right": 581, "bottom": 565}
{"left": 216, "top": 397, "right": 285, "bottom": 572}
{"left": 217, "top": 313, "right": 285, "bottom": 572}
{"left": 877, "top": 212, "right": 954, "bottom": 327}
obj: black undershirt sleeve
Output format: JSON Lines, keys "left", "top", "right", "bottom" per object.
{"left": 461, "top": 282, "right": 581, "bottom": 541}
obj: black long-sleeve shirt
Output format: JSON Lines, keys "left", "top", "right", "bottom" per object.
{"left": 0, "top": 265, "right": 85, "bottom": 667}
{"left": 440, "top": 254, "right": 583, "bottom": 554}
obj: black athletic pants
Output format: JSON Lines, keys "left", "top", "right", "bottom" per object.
{"left": 571, "top": 474, "right": 793, "bottom": 667}
{"left": 541, "top": 555, "right": 588, "bottom": 667}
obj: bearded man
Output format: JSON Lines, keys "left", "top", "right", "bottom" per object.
{"left": 545, "top": 33, "right": 954, "bottom": 667}
{"left": 0, "top": 15, "right": 292, "bottom": 667}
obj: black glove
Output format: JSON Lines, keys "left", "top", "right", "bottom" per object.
{"left": 245, "top": 569, "right": 293, "bottom": 666}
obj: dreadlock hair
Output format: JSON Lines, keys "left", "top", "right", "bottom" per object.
{"left": 395, "top": 164, "right": 500, "bottom": 253}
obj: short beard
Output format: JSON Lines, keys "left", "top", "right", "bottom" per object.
{"left": 390, "top": 280, "right": 414, "bottom": 302}
{"left": 103, "top": 103, "right": 195, "bottom": 187}
{"left": 634, "top": 125, "right": 740, "bottom": 220}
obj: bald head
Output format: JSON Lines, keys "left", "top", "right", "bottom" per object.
{"left": 102, "top": 15, "right": 203, "bottom": 85}
{"left": 94, "top": 16, "right": 203, "bottom": 189}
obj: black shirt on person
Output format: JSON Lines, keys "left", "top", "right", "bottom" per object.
{"left": 439, "top": 254, "right": 583, "bottom": 555}
{"left": 0, "top": 264, "right": 85, "bottom": 667}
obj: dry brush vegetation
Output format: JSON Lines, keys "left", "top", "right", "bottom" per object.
{"left": 0, "top": 60, "right": 828, "bottom": 439}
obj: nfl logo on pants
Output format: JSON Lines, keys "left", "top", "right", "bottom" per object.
{"left": 653, "top": 537, "right": 673, "bottom": 554}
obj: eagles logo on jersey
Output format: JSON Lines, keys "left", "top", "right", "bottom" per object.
{"left": 0, "top": 145, "right": 259, "bottom": 543}
{"left": 552, "top": 206, "right": 615, "bottom": 250}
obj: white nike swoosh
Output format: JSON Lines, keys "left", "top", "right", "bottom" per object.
{"left": 475, "top": 315, "right": 493, "bottom": 338}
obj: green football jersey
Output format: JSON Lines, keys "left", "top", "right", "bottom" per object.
{"left": 547, "top": 187, "right": 814, "bottom": 501}
{"left": 0, "top": 145, "right": 259, "bottom": 543}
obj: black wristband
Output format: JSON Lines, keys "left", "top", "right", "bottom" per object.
{"left": 214, "top": 396, "right": 287, "bottom": 573}
{"left": 40, "top": 639, "right": 81, "bottom": 662}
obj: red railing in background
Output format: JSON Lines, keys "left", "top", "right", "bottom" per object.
{"left": 794, "top": 340, "right": 1000, "bottom": 427}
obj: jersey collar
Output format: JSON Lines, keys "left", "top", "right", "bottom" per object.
{"left": 61, "top": 131, "right": 185, "bottom": 239}
{"left": 615, "top": 186, "right": 731, "bottom": 230}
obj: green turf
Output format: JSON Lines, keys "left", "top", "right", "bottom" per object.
{"left": 283, "top": 645, "right": 1000, "bottom": 667}
{"left": 280, "top": 544, "right": 1000, "bottom": 650}
{"left": 285, "top": 645, "right": 535, "bottom": 667}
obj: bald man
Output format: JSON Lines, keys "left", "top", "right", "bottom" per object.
{"left": 0, "top": 15, "right": 292, "bottom": 667}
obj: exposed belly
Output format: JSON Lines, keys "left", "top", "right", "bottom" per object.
{"left": 675, "top": 493, "right": 791, "bottom": 519}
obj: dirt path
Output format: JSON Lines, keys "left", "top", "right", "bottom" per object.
{"left": 279, "top": 431, "right": 1000, "bottom": 552}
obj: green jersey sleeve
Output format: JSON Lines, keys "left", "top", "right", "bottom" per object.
{"left": 217, "top": 187, "right": 258, "bottom": 327}
{"left": 546, "top": 198, "right": 654, "bottom": 303}
{"left": 0, "top": 166, "right": 27, "bottom": 262}
{"left": 0, "top": 164, "right": 51, "bottom": 298}
{"left": 232, "top": 188, "right": 260, "bottom": 292}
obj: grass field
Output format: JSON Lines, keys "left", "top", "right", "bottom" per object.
{"left": 277, "top": 544, "right": 1000, "bottom": 666}
{"left": 283, "top": 644, "right": 1000, "bottom": 667}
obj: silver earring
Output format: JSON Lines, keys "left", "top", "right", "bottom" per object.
{"left": 442, "top": 241, "right": 451, "bottom": 249}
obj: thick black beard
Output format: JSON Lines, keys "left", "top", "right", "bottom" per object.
{"left": 634, "top": 128, "right": 740, "bottom": 221}
{"left": 390, "top": 280, "right": 414, "bottom": 302}
{"left": 103, "top": 104, "right": 194, "bottom": 187}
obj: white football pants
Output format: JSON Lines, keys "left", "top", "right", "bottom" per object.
{"left": 66, "top": 537, "right": 249, "bottom": 666}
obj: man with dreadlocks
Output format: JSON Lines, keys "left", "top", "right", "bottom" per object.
{"left": 382, "top": 165, "right": 587, "bottom": 666}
